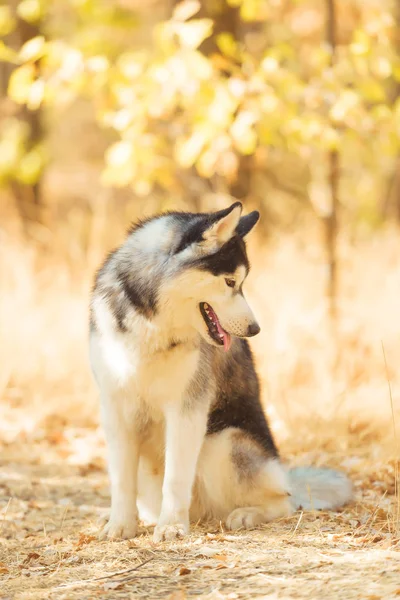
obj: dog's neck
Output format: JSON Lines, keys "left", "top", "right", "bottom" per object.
{"left": 129, "top": 313, "right": 200, "bottom": 356}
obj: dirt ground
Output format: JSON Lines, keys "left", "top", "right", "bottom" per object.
{"left": 1, "top": 415, "right": 399, "bottom": 600}
{"left": 1, "top": 231, "right": 400, "bottom": 598}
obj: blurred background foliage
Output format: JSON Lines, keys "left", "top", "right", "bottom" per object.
{"left": 1, "top": 0, "right": 400, "bottom": 282}
{"left": 1, "top": 0, "right": 400, "bottom": 468}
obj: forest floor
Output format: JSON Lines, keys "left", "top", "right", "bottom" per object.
{"left": 1, "top": 230, "right": 400, "bottom": 598}
{"left": 0, "top": 413, "right": 399, "bottom": 600}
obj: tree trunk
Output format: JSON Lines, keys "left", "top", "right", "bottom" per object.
{"left": 325, "top": 0, "right": 340, "bottom": 321}
{"left": 6, "top": 7, "right": 44, "bottom": 233}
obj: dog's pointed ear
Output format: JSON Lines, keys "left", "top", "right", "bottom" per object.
{"left": 236, "top": 211, "right": 260, "bottom": 239}
{"left": 203, "top": 202, "right": 242, "bottom": 247}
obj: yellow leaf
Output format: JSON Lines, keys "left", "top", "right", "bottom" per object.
{"left": 329, "top": 90, "right": 359, "bottom": 122}
{"left": 233, "top": 128, "right": 257, "bottom": 155}
{"left": 19, "top": 36, "right": 46, "bottom": 62}
{"left": 350, "top": 30, "right": 370, "bottom": 56}
{"left": 175, "top": 130, "right": 208, "bottom": 168}
{"left": 217, "top": 150, "right": 239, "bottom": 181}
{"left": 371, "top": 56, "right": 392, "bottom": 79}
{"left": 103, "top": 141, "right": 135, "bottom": 187}
{"left": 0, "top": 41, "right": 19, "bottom": 64}
{"left": 133, "top": 179, "right": 152, "bottom": 197}
{"left": 216, "top": 33, "right": 238, "bottom": 59}
{"left": 321, "top": 127, "right": 340, "bottom": 151}
{"left": 184, "top": 50, "right": 213, "bottom": 80}
{"left": 261, "top": 56, "right": 279, "bottom": 74}
{"left": 17, "top": 0, "right": 43, "bottom": 23}
{"left": 27, "top": 79, "right": 45, "bottom": 110}
{"left": 240, "top": 0, "right": 268, "bottom": 21}
{"left": 86, "top": 55, "right": 109, "bottom": 74}
{"left": 173, "top": 0, "right": 200, "bottom": 21}
{"left": 359, "top": 79, "right": 386, "bottom": 103}
{"left": 230, "top": 110, "right": 258, "bottom": 155}
{"left": 208, "top": 85, "right": 238, "bottom": 127}
{"left": 17, "top": 147, "right": 45, "bottom": 184}
{"left": 8, "top": 64, "right": 36, "bottom": 104}
{"left": 197, "top": 149, "right": 217, "bottom": 178}
{"left": 394, "top": 99, "right": 400, "bottom": 139}
{"left": 117, "top": 52, "right": 144, "bottom": 79}
{"left": 106, "top": 141, "right": 133, "bottom": 167}
{"left": 0, "top": 5, "right": 16, "bottom": 36}
{"left": 176, "top": 19, "right": 213, "bottom": 49}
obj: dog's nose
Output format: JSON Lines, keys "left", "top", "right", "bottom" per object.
{"left": 247, "top": 322, "right": 260, "bottom": 337}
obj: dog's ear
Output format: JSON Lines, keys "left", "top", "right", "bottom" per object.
{"left": 203, "top": 202, "right": 242, "bottom": 247}
{"left": 236, "top": 211, "right": 260, "bottom": 239}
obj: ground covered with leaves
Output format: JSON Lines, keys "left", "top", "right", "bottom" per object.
{"left": 1, "top": 232, "right": 400, "bottom": 598}
{"left": 0, "top": 415, "right": 399, "bottom": 600}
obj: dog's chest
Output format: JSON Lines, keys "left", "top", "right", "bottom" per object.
{"left": 135, "top": 344, "right": 200, "bottom": 404}
{"left": 92, "top": 326, "right": 202, "bottom": 407}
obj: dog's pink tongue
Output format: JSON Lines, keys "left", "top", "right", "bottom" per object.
{"left": 215, "top": 320, "right": 232, "bottom": 352}
{"left": 223, "top": 331, "right": 232, "bottom": 352}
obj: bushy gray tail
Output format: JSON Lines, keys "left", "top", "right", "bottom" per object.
{"left": 289, "top": 467, "right": 353, "bottom": 511}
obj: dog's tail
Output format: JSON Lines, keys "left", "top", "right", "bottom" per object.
{"left": 288, "top": 466, "right": 352, "bottom": 511}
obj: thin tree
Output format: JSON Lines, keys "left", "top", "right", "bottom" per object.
{"left": 325, "top": 0, "right": 339, "bottom": 321}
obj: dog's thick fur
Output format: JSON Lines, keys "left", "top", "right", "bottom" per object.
{"left": 90, "top": 203, "right": 352, "bottom": 542}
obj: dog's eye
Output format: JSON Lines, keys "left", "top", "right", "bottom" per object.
{"left": 225, "top": 278, "right": 236, "bottom": 288}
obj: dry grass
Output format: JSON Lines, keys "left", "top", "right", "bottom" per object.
{"left": 1, "top": 209, "right": 400, "bottom": 599}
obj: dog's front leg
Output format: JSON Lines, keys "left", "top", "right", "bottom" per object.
{"left": 100, "top": 396, "right": 140, "bottom": 540}
{"left": 153, "top": 404, "right": 207, "bottom": 542}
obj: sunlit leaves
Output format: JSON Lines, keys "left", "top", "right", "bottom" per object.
{"left": 330, "top": 90, "right": 359, "bottom": 123}
{"left": 8, "top": 65, "right": 36, "bottom": 105}
{"left": 103, "top": 141, "right": 135, "bottom": 187}
{"left": 175, "top": 130, "right": 208, "bottom": 168}
{"left": 0, "top": 120, "right": 27, "bottom": 182}
{"left": 19, "top": 36, "right": 46, "bottom": 62}
{"left": 178, "top": 19, "right": 214, "bottom": 48}
{"left": 350, "top": 30, "right": 371, "bottom": 57}
{"left": 0, "top": 119, "right": 46, "bottom": 185}
{"left": 240, "top": 0, "right": 269, "bottom": 22}
{"left": 18, "top": 145, "right": 46, "bottom": 184}
{"left": 217, "top": 33, "right": 240, "bottom": 60}
{"left": 0, "top": 5, "right": 16, "bottom": 36}
{"left": 173, "top": 0, "right": 201, "bottom": 22}
{"left": 155, "top": 18, "right": 213, "bottom": 52}
{"left": 226, "top": 0, "right": 269, "bottom": 21}
{"left": 1, "top": 0, "right": 399, "bottom": 204}
{"left": 17, "top": 0, "right": 46, "bottom": 23}
{"left": 394, "top": 99, "right": 400, "bottom": 140}
{"left": 231, "top": 110, "right": 258, "bottom": 155}
{"left": 0, "top": 42, "right": 18, "bottom": 63}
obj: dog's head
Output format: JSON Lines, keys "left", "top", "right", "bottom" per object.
{"left": 160, "top": 202, "right": 260, "bottom": 351}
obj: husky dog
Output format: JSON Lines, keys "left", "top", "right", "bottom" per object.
{"left": 90, "top": 202, "right": 352, "bottom": 542}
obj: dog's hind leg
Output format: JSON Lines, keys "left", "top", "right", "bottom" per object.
{"left": 193, "top": 428, "right": 293, "bottom": 530}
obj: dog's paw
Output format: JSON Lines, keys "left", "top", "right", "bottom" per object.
{"left": 153, "top": 523, "right": 187, "bottom": 543}
{"left": 99, "top": 518, "right": 138, "bottom": 540}
{"left": 226, "top": 507, "right": 266, "bottom": 531}
{"left": 96, "top": 511, "right": 109, "bottom": 529}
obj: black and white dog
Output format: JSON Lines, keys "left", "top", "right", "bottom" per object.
{"left": 90, "top": 202, "right": 352, "bottom": 541}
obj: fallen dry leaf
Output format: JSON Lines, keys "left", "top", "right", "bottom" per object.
{"left": 75, "top": 533, "right": 96, "bottom": 549}
{"left": 22, "top": 553, "right": 40, "bottom": 565}
{"left": 168, "top": 591, "right": 187, "bottom": 600}
{"left": 196, "top": 546, "right": 221, "bottom": 558}
{"left": 103, "top": 581, "right": 125, "bottom": 590}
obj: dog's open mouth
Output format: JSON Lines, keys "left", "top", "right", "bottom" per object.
{"left": 199, "top": 302, "right": 232, "bottom": 352}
